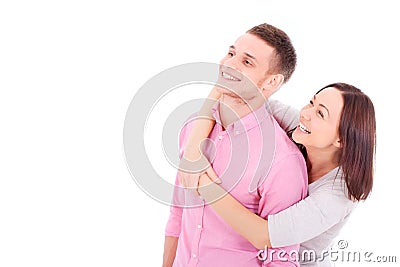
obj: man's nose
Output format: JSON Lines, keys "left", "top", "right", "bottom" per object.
{"left": 222, "top": 56, "right": 240, "bottom": 71}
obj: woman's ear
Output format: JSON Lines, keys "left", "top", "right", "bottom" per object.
{"left": 261, "top": 74, "right": 284, "bottom": 99}
{"left": 334, "top": 138, "right": 342, "bottom": 148}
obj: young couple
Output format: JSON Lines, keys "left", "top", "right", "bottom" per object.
{"left": 163, "top": 23, "right": 376, "bottom": 267}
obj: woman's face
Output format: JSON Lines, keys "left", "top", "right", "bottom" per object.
{"left": 292, "top": 87, "right": 343, "bottom": 150}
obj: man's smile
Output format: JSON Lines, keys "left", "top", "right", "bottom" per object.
{"left": 221, "top": 71, "right": 241, "bottom": 82}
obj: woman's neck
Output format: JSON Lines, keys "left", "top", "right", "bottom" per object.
{"left": 306, "top": 148, "right": 340, "bottom": 184}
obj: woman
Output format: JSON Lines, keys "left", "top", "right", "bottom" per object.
{"left": 180, "top": 83, "right": 376, "bottom": 266}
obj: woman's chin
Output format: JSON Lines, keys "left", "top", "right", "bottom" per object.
{"left": 292, "top": 128, "right": 305, "bottom": 144}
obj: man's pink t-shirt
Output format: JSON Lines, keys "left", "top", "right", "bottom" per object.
{"left": 166, "top": 102, "right": 308, "bottom": 266}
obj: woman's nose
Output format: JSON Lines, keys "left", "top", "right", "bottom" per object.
{"left": 300, "top": 108, "right": 311, "bottom": 120}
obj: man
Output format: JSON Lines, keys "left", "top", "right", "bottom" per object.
{"left": 163, "top": 23, "right": 308, "bottom": 266}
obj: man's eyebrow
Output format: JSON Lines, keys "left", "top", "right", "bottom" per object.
{"left": 244, "top": 52, "right": 256, "bottom": 60}
{"left": 229, "top": 45, "right": 257, "bottom": 62}
{"left": 314, "top": 95, "right": 330, "bottom": 116}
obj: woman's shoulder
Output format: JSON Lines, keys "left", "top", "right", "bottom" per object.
{"left": 309, "top": 167, "right": 357, "bottom": 212}
{"left": 309, "top": 167, "right": 343, "bottom": 189}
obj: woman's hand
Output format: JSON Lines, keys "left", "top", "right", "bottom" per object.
{"left": 178, "top": 149, "right": 220, "bottom": 195}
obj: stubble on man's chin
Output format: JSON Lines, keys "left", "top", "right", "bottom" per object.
{"left": 220, "top": 92, "right": 247, "bottom": 105}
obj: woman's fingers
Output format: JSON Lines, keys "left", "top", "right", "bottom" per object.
{"left": 206, "top": 166, "right": 221, "bottom": 184}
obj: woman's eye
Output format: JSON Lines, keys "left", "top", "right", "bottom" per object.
{"left": 228, "top": 52, "right": 234, "bottom": 57}
{"left": 244, "top": 60, "right": 252, "bottom": 65}
{"left": 318, "top": 110, "right": 324, "bottom": 118}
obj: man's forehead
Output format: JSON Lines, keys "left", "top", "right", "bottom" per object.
{"left": 232, "top": 33, "right": 274, "bottom": 60}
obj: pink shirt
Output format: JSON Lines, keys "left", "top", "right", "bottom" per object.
{"left": 165, "top": 102, "right": 308, "bottom": 266}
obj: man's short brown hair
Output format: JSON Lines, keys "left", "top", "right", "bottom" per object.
{"left": 247, "top": 23, "right": 297, "bottom": 83}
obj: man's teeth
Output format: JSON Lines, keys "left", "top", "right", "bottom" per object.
{"left": 222, "top": 72, "right": 240, "bottom": 81}
{"left": 299, "top": 122, "right": 311, "bottom": 134}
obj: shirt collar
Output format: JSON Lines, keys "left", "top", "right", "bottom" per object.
{"left": 211, "top": 100, "right": 270, "bottom": 135}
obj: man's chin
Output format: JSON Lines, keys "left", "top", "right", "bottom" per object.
{"left": 216, "top": 87, "right": 237, "bottom": 97}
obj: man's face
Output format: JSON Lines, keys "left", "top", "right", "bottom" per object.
{"left": 217, "top": 33, "right": 275, "bottom": 102}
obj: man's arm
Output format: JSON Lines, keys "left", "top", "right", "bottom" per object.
{"left": 163, "top": 174, "right": 183, "bottom": 266}
{"left": 163, "top": 236, "right": 178, "bottom": 267}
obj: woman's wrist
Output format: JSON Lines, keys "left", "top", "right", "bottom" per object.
{"left": 198, "top": 174, "right": 225, "bottom": 202}
{"left": 182, "top": 148, "right": 202, "bottom": 162}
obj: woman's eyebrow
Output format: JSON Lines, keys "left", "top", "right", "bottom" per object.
{"left": 314, "top": 95, "right": 330, "bottom": 116}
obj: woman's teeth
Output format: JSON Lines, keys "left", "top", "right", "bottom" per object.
{"left": 299, "top": 122, "right": 311, "bottom": 134}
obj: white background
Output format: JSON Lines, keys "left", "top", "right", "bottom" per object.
{"left": 1, "top": 1, "right": 399, "bottom": 266}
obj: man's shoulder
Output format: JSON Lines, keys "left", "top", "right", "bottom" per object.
{"left": 177, "top": 112, "right": 199, "bottom": 150}
{"left": 271, "top": 117, "right": 303, "bottom": 160}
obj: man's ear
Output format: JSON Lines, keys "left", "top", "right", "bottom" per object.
{"left": 261, "top": 74, "right": 284, "bottom": 98}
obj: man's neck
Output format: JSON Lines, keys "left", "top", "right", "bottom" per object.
{"left": 219, "top": 94, "right": 265, "bottom": 129}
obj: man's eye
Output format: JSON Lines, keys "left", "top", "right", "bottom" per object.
{"left": 244, "top": 60, "right": 252, "bottom": 65}
{"left": 228, "top": 52, "right": 234, "bottom": 57}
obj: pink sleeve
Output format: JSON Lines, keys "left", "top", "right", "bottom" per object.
{"left": 165, "top": 173, "right": 184, "bottom": 237}
{"left": 258, "top": 154, "right": 307, "bottom": 266}
{"left": 164, "top": 117, "right": 195, "bottom": 237}
{"left": 257, "top": 153, "right": 307, "bottom": 218}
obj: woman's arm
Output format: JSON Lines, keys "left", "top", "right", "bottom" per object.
{"left": 267, "top": 99, "right": 300, "bottom": 133}
{"left": 198, "top": 174, "right": 272, "bottom": 250}
{"left": 182, "top": 88, "right": 220, "bottom": 159}
{"left": 198, "top": 172, "right": 354, "bottom": 249}
{"left": 178, "top": 88, "right": 221, "bottom": 189}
